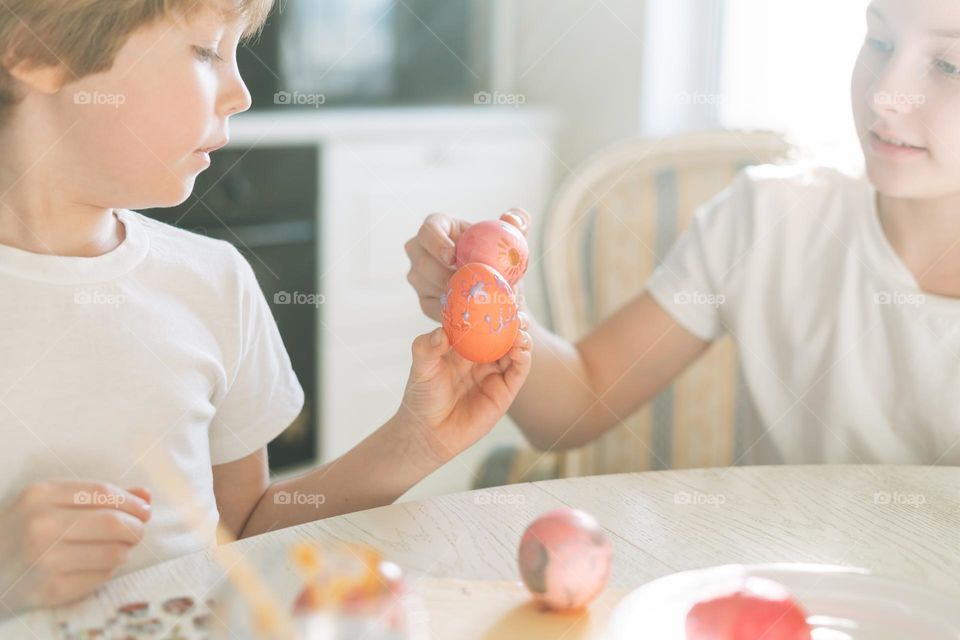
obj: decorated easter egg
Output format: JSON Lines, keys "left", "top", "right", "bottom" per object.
{"left": 685, "top": 577, "right": 812, "bottom": 640}
{"left": 518, "top": 508, "right": 613, "bottom": 611}
{"left": 455, "top": 214, "right": 529, "bottom": 286}
{"left": 441, "top": 263, "right": 520, "bottom": 363}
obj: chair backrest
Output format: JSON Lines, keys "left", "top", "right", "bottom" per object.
{"left": 541, "top": 130, "right": 793, "bottom": 477}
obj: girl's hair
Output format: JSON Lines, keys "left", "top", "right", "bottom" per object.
{"left": 0, "top": 0, "right": 276, "bottom": 125}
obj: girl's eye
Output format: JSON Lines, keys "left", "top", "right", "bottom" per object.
{"left": 193, "top": 46, "right": 224, "bottom": 64}
{"left": 935, "top": 59, "right": 960, "bottom": 78}
{"left": 866, "top": 37, "right": 894, "bottom": 54}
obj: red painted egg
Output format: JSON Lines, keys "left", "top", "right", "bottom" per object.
{"left": 685, "top": 577, "right": 812, "bottom": 640}
{"left": 456, "top": 218, "right": 529, "bottom": 286}
{"left": 441, "top": 263, "right": 520, "bottom": 364}
{"left": 518, "top": 508, "right": 613, "bottom": 611}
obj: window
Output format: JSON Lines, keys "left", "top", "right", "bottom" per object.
{"left": 718, "top": 0, "right": 872, "bottom": 169}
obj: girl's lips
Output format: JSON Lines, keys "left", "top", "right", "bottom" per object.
{"left": 868, "top": 131, "right": 928, "bottom": 160}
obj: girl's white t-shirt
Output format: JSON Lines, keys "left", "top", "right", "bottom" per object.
{"left": 647, "top": 164, "right": 960, "bottom": 466}
{"left": 0, "top": 209, "right": 304, "bottom": 572}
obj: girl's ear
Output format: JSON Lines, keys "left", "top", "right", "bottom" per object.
{"left": 5, "top": 59, "right": 70, "bottom": 95}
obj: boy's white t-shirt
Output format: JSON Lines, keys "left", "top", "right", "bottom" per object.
{"left": 647, "top": 165, "right": 960, "bottom": 466}
{"left": 0, "top": 210, "right": 304, "bottom": 572}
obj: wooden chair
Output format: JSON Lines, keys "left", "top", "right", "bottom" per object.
{"left": 538, "top": 130, "right": 794, "bottom": 478}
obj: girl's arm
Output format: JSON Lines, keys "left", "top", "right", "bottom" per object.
{"left": 510, "top": 292, "right": 709, "bottom": 451}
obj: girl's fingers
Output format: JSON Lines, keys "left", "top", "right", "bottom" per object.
{"left": 518, "top": 311, "right": 530, "bottom": 332}
{"left": 409, "top": 328, "right": 450, "bottom": 381}
{"left": 418, "top": 214, "right": 459, "bottom": 266}
{"left": 501, "top": 208, "right": 531, "bottom": 236}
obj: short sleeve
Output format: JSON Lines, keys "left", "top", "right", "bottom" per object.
{"left": 645, "top": 171, "right": 754, "bottom": 342}
{"left": 208, "top": 250, "right": 305, "bottom": 465}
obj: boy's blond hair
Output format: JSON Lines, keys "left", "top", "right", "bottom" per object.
{"left": 0, "top": 0, "right": 275, "bottom": 125}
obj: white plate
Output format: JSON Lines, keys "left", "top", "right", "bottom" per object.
{"left": 607, "top": 564, "right": 960, "bottom": 640}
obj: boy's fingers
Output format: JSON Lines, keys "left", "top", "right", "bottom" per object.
{"left": 63, "top": 509, "right": 146, "bottom": 545}
{"left": 127, "top": 487, "right": 152, "bottom": 505}
{"left": 410, "top": 329, "right": 449, "bottom": 378}
{"left": 518, "top": 311, "right": 530, "bottom": 332}
{"left": 51, "top": 543, "right": 131, "bottom": 572}
{"left": 47, "top": 481, "right": 150, "bottom": 522}
{"left": 40, "top": 570, "right": 114, "bottom": 606}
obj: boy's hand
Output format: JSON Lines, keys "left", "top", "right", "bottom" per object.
{"left": 397, "top": 322, "right": 533, "bottom": 466}
{"left": 0, "top": 481, "right": 152, "bottom": 612}
{"left": 404, "top": 210, "right": 532, "bottom": 322}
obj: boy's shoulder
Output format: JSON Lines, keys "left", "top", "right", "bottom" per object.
{"left": 124, "top": 210, "right": 253, "bottom": 288}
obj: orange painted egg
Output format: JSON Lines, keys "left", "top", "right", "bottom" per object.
{"left": 441, "top": 263, "right": 520, "bottom": 363}
{"left": 456, "top": 218, "right": 529, "bottom": 286}
{"left": 518, "top": 508, "right": 613, "bottom": 611}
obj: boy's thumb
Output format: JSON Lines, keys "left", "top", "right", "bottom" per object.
{"left": 411, "top": 328, "right": 448, "bottom": 375}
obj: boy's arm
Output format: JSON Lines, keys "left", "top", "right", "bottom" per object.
{"left": 215, "top": 325, "right": 532, "bottom": 538}
{"left": 214, "top": 413, "right": 440, "bottom": 538}
{"left": 510, "top": 292, "right": 709, "bottom": 452}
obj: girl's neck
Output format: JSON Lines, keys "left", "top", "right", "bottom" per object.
{"left": 877, "top": 192, "right": 960, "bottom": 297}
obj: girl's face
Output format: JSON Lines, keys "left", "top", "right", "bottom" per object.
{"left": 852, "top": 0, "right": 960, "bottom": 199}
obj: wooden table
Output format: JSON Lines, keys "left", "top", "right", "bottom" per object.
{"left": 6, "top": 465, "right": 960, "bottom": 638}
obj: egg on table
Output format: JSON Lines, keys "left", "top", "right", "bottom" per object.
{"left": 441, "top": 263, "right": 520, "bottom": 364}
{"left": 517, "top": 507, "right": 613, "bottom": 611}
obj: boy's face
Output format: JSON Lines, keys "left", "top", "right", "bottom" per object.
{"left": 852, "top": 0, "right": 960, "bottom": 199}
{"left": 55, "top": 7, "right": 252, "bottom": 209}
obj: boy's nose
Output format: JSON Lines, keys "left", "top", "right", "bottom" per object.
{"left": 221, "top": 73, "right": 253, "bottom": 117}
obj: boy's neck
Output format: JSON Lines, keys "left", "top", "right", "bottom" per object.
{"left": 877, "top": 192, "right": 960, "bottom": 296}
{"left": 0, "top": 199, "right": 125, "bottom": 258}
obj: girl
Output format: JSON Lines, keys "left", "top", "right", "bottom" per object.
{"left": 407, "top": 0, "right": 960, "bottom": 468}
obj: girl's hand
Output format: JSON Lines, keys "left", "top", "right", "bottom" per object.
{"left": 0, "top": 481, "right": 152, "bottom": 612}
{"left": 404, "top": 210, "right": 532, "bottom": 321}
{"left": 397, "top": 319, "right": 533, "bottom": 466}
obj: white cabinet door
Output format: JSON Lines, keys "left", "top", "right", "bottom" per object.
{"left": 320, "top": 131, "right": 555, "bottom": 473}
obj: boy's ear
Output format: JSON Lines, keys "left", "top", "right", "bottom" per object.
{"left": 5, "top": 59, "right": 70, "bottom": 95}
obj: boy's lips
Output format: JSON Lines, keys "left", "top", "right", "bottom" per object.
{"left": 196, "top": 140, "right": 228, "bottom": 154}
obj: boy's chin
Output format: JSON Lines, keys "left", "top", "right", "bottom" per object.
{"left": 126, "top": 177, "right": 198, "bottom": 210}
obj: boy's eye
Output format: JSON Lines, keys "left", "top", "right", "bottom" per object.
{"left": 866, "top": 37, "right": 894, "bottom": 54}
{"left": 935, "top": 59, "right": 960, "bottom": 78}
{"left": 193, "top": 46, "right": 224, "bottom": 64}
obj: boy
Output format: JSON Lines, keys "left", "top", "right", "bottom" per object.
{"left": 407, "top": 0, "right": 960, "bottom": 466}
{"left": 0, "top": 0, "right": 531, "bottom": 611}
